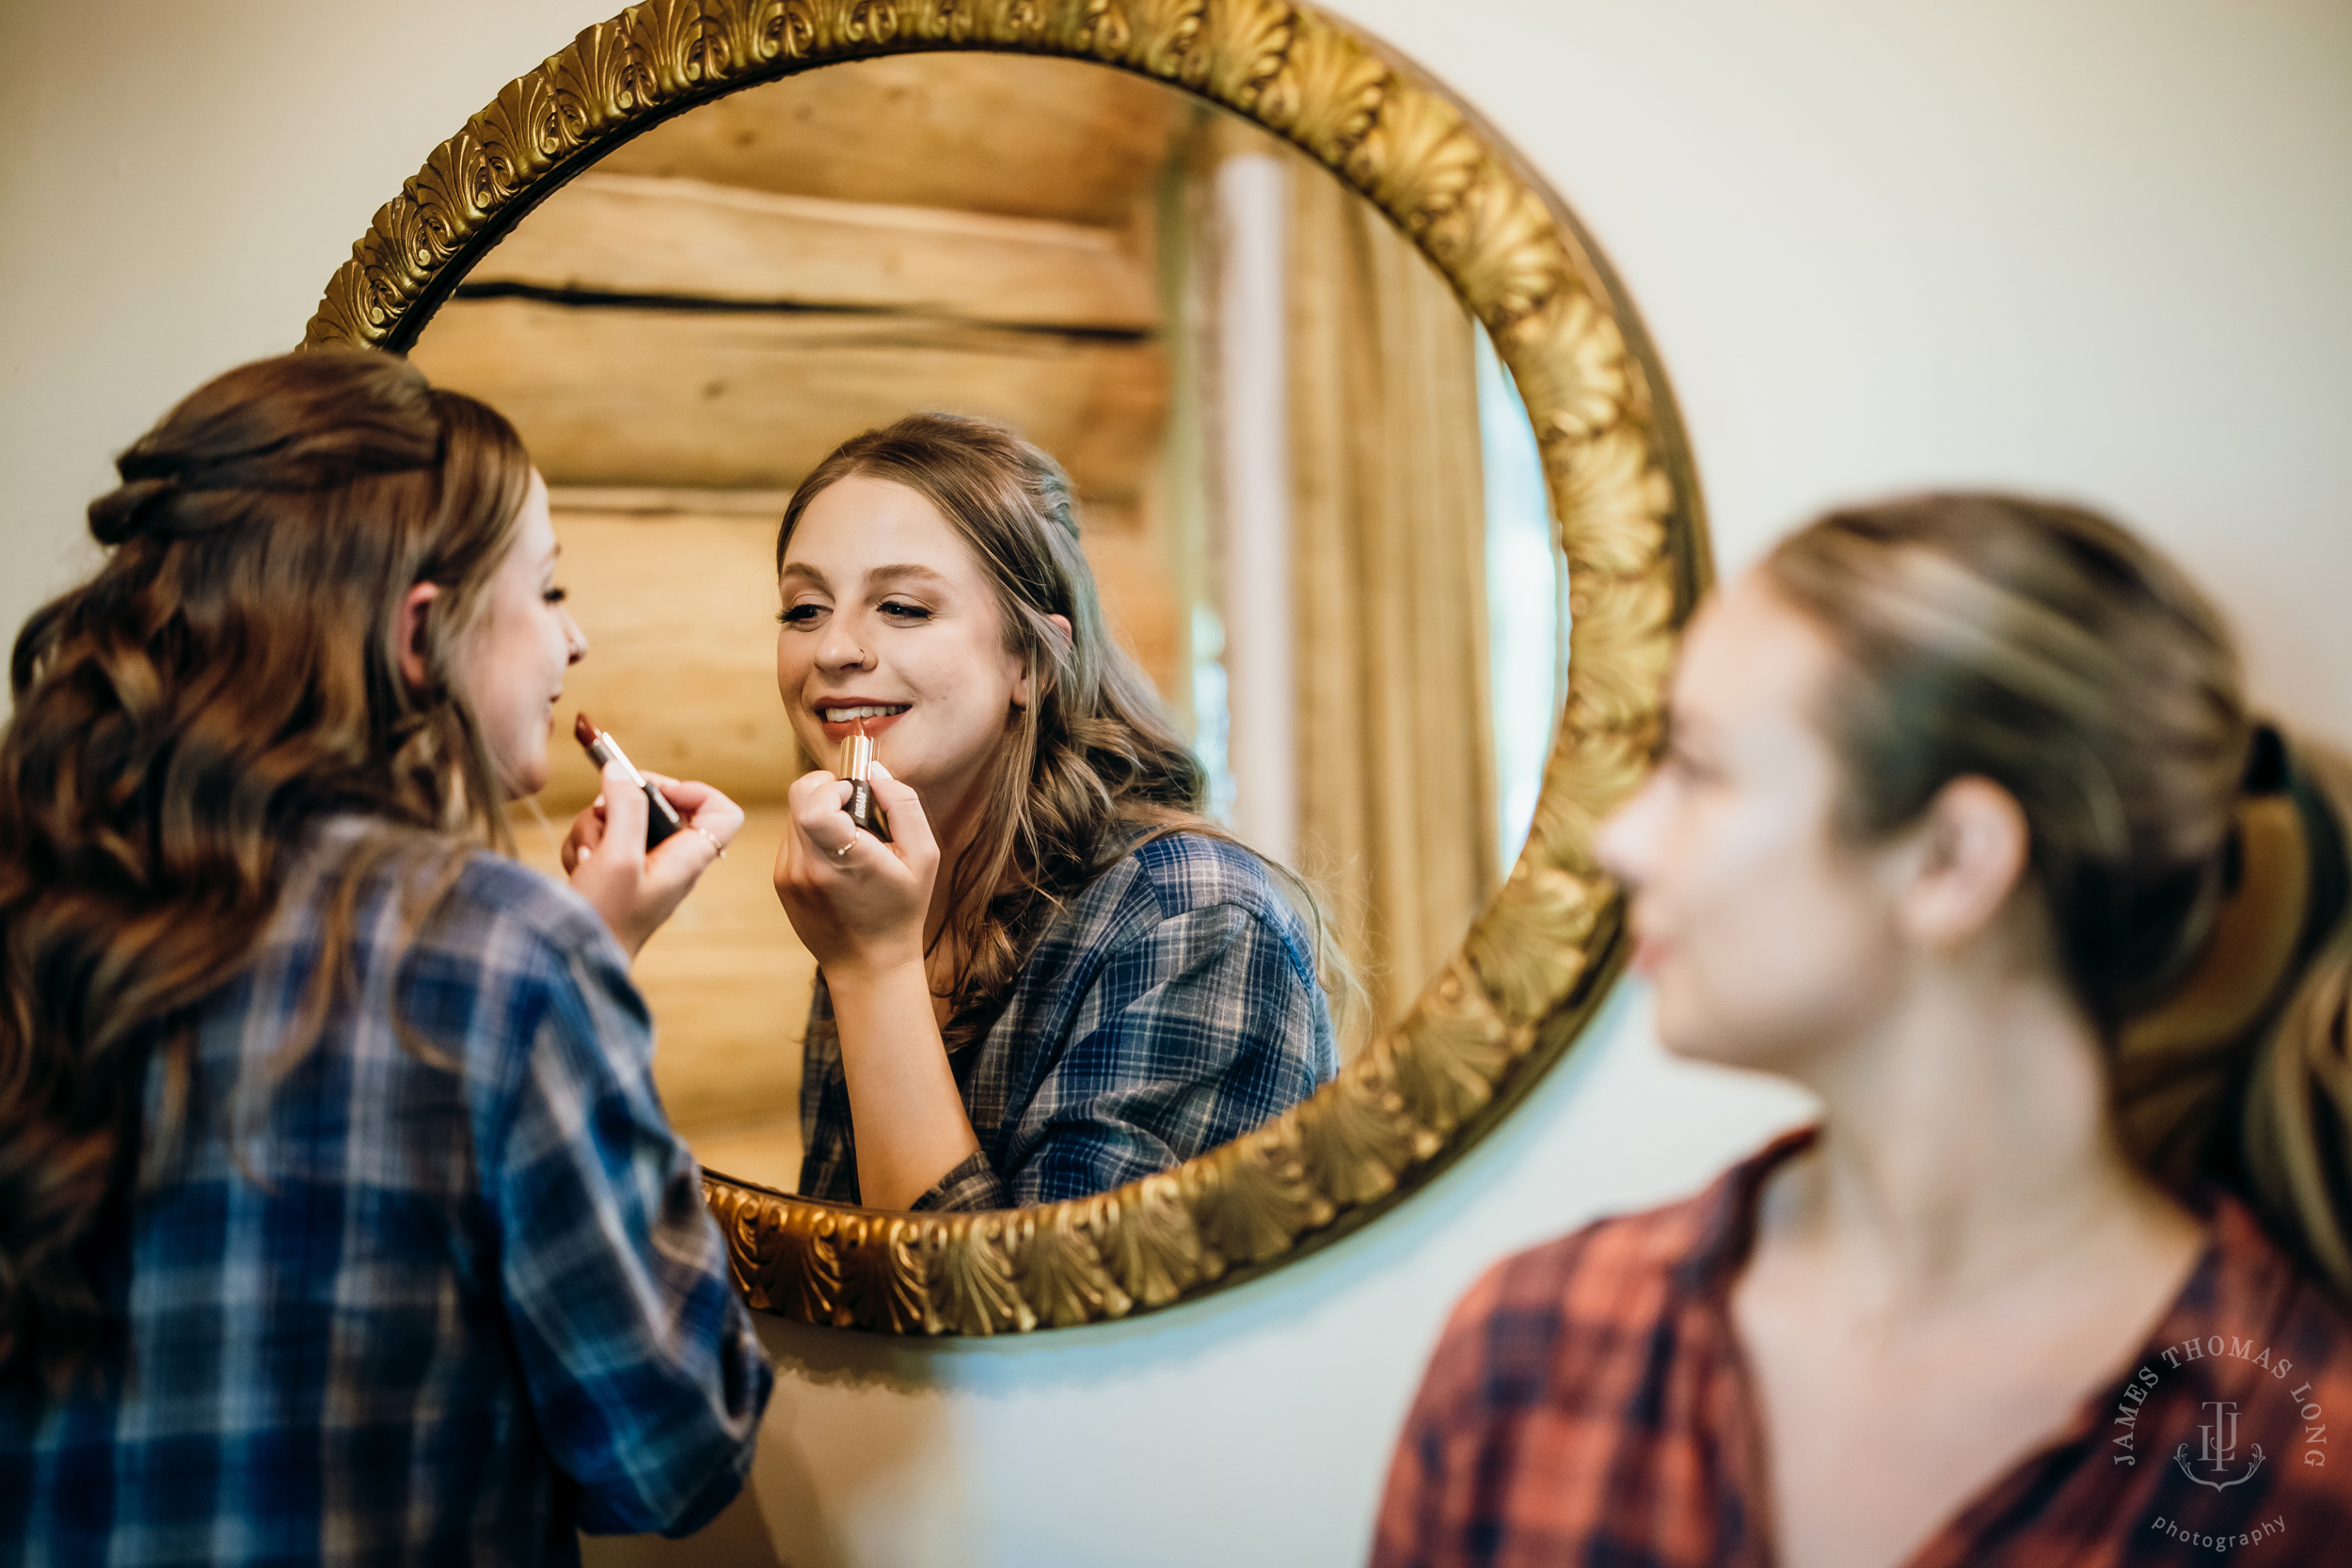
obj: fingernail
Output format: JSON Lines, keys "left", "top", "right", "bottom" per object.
{"left": 578, "top": 846, "right": 593, "bottom": 863}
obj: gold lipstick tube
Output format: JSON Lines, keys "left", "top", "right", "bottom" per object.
{"left": 836, "top": 730, "right": 892, "bottom": 842}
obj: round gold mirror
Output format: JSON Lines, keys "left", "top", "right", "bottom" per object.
{"left": 305, "top": 0, "right": 1708, "bottom": 1335}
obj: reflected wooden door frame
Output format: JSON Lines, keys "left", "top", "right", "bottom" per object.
{"left": 303, "top": 0, "right": 1711, "bottom": 1336}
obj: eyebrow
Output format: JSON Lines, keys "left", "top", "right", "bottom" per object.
{"left": 867, "top": 563, "right": 951, "bottom": 590}
{"left": 778, "top": 562, "right": 953, "bottom": 591}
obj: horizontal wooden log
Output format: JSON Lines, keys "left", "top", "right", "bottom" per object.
{"left": 411, "top": 296, "right": 1168, "bottom": 504}
{"left": 468, "top": 173, "right": 1159, "bottom": 331}
{"left": 594, "top": 52, "right": 1183, "bottom": 228}
{"left": 686, "top": 1119, "right": 806, "bottom": 1196}
{"left": 533, "top": 508, "right": 794, "bottom": 815}
{"left": 548, "top": 488, "right": 1140, "bottom": 531}
{"left": 547, "top": 485, "right": 791, "bottom": 517}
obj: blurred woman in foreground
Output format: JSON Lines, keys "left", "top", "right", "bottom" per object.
{"left": 1375, "top": 494, "right": 2352, "bottom": 1566}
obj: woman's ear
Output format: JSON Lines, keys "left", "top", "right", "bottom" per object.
{"left": 397, "top": 581, "right": 441, "bottom": 693}
{"left": 1899, "top": 774, "right": 2031, "bottom": 950}
{"left": 1012, "top": 613, "right": 1073, "bottom": 708}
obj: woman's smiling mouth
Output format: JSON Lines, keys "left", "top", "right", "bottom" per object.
{"left": 816, "top": 701, "right": 911, "bottom": 742}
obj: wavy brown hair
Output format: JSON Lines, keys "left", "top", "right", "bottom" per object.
{"left": 0, "top": 348, "right": 531, "bottom": 1381}
{"left": 1766, "top": 493, "right": 2352, "bottom": 1304}
{"left": 779, "top": 413, "right": 1234, "bottom": 1052}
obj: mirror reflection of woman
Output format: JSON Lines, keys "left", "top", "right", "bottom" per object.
{"left": 1375, "top": 495, "right": 2352, "bottom": 1566}
{"left": 772, "top": 413, "right": 1339, "bottom": 1212}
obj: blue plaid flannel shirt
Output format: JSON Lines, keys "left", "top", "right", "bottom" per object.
{"left": 1, "top": 819, "right": 772, "bottom": 1566}
{"left": 797, "top": 832, "right": 1339, "bottom": 1211}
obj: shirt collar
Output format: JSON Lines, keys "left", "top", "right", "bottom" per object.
{"left": 1672, "top": 1124, "right": 1820, "bottom": 1300}
{"left": 1669, "top": 1123, "right": 2307, "bottom": 1386}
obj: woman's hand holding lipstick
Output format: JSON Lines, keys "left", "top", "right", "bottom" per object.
{"left": 774, "top": 759, "right": 938, "bottom": 979}
{"left": 564, "top": 761, "right": 744, "bottom": 958}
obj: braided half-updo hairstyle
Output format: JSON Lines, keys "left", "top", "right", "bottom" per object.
{"left": 1765, "top": 493, "right": 2352, "bottom": 1306}
{"left": 0, "top": 349, "right": 532, "bottom": 1383}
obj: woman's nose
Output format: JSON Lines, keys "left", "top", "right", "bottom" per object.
{"left": 1594, "top": 776, "right": 1662, "bottom": 891}
{"left": 817, "top": 617, "right": 872, "bottom": 672}
{"left": 563, "top": 610, "right": 589, "bottom": 666}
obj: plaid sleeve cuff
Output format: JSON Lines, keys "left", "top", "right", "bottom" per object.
{"left": 910, "top": 1148, "right": 1008, "bottom": 1212}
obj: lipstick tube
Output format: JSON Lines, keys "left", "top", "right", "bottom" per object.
{"left": 575, "top": 715, "right": 684, "bottom": 847}
{"left": 836, "top": 730, "right": 893, "bottom": 843}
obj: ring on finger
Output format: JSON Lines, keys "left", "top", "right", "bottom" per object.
{"left": 834, "top": 834, "right": 857, "bottom": 861}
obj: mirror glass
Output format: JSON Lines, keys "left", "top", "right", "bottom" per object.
{"left": 409, "top": 53, "right": 1565, "bottom": 1199}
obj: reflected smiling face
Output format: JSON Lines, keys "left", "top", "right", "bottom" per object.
{"left": 776, "top": 473, "right": 1030, "bottom": 834}
{"left": 1594, "top": 572, "right": 1911, "bottom": 1072}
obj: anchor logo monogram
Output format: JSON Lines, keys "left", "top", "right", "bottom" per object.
{"left": 2174, "top": 1401, "right": 2266, "bottom": 1492}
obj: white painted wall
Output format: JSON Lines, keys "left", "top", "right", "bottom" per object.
{"left": 3, "top": 3, "right": 2345, "bottom": 1565}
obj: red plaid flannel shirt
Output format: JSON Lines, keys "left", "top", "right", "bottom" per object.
{"left": 1374, "top": 1131, "right": 2352, "bottom": 1567}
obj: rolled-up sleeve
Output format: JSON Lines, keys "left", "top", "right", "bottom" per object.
{"left": 910, "top": 1148, "right": 1005, "bottom": 1212}
{"left": 488, "top": 934, "right": 773, "bottom": 1537}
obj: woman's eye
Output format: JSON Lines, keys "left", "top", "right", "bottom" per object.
{"left": 1668, "top": 746, "right": 1722, "bottom": 786}
{"left": 880, "top": 600, "right": 931, "bottom": 623}
{"left": 543, "top": 586, "right": 568, "bottom": 606}
{"left": 778, "top": 603, "right": 825, "bottom": 626}
{"left": 1660, "top": 740, "right": 1703, "bottom": 781}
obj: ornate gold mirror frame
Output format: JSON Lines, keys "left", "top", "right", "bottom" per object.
{"left": 304, "top": 0, "right": 1709, "bottom": 1335}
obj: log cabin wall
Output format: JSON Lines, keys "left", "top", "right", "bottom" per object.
{"left": 410, "top": 55, "right": 1194, "bottom": 1190}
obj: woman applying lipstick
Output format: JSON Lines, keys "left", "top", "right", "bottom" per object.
{"left": 772, "top": 413, "right": 1338, "bottom": 1213}
{"left": 0, "top": 350, "right": 767, "bottom": 1562}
